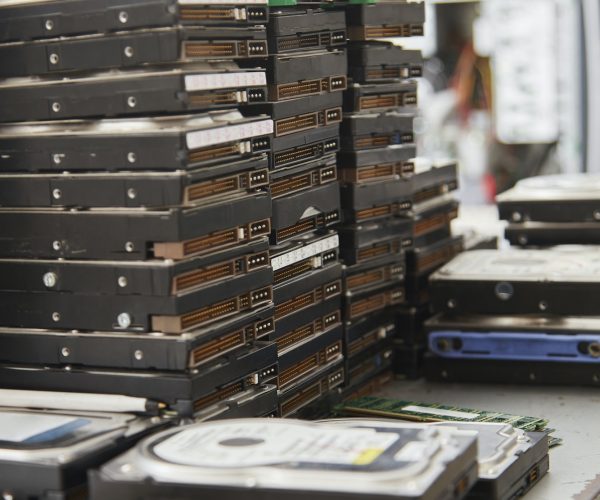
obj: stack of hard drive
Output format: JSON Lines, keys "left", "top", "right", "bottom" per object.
{"left": 425, "top": 247, "right": 600, "bottom": 387}
{"left": 247, "top": 5, "right": 346, "bottom": 417}
{"left": 394, "top": 161, "right": 463, "bottom": 379}
{"left": 0, "top": 0, "right": 282, "bottom": 422}
{"left": 337, "top": 0, "right": 425, "bottom": 395}
{"left": 497, "top": 174, "right": 600, "bottom": 247}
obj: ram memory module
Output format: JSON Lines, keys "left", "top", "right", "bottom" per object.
{"left": 335, "top": 396, "right": 562, "bottom": 447}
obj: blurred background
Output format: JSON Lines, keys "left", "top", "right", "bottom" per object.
{"left": 401, "top": 0, "right": 594, "bottom": 204}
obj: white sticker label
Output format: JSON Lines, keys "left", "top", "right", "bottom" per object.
{"left": 0, "top": 412, "right": 81, "bottom": 442}
{"left": 154, "top": 422, "right": 399, "bottom": 468}
{"left": 184, "top": 72, "right": 267, "bottom": 91}
{"left": 401, "top": 405, "right": 480, "bottom": 420}
{"left": 271, "top": 235, "right": 339, "bottom": 271}
{"left": 186, "top": 119, "right": 273, "bottom": 149}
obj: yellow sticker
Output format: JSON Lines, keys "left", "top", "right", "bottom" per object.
{"left": 353, "top": 448, "right": 383, "bottom": 465}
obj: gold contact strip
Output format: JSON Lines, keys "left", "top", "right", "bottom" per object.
{"left": 278, "top": 340, "right": 342, "bottom": 389}
{"left": 152, "top": 285, "right": 272, "bottom": 333}
{"left": 184, "top": 168, "right": 269, "bottom": 204}
{"left": 414, "top": 209, "right": 458, "bottom": 237}
{"left": 154, "top": 218, "right": 270, "bottom": 260}
{"left": 280, "top": 367, "right": 344, "bottom": 417}
{"left": 348, "top": 24, "right": 424, "bottom": 40}
{"left": 270, "top": 76, "right": 346, "bottom": 101}
{"left": 349, "top": 288, "right": 404, "bottom": 320}
{"left": 172, "top": 250, "right": 269, "bottom": 293}
{"left": 274, "top": 279, "right": 342, "bottom": 321}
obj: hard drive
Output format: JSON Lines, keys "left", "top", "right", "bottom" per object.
{"left": 0, "top": 0, "right": 269, "bottom": 42}
{"left": 0, "top": 253, "right": 272, "bottom": 333}
{"left": 274, "top": 263, "right": 343, "bottom": 323}
{"left": 338, "top": 217, "right": 413, "bottom": 266}
{"left": 277, "top": 325, "right": 343, "bottom": 391}
{"left": 347, "top": 41, "right": 423, "bottom": 83}
{"left": 340, "top": 112, "right": 414, "bottom": 151}
{"left": 426, "top": 312, "right": 600, "bottom": 336}
{"left": 249, "top": 91, "right": 343, "bottom": 138}
{"left": 195, "top": 384, "right": 278, "bottom": 422}
{"left": 412, "top": 162, "right": 459, "bottom": 204}
{"left": 337, "top": 144, "right": 416, "bottom": 184}
{"left": 343, "top": 81, "right": 418, "bottom": 113}
{"left": 346, "top": 3, "right": 425, "bottom": 41}
{"left": 496, "top": 173, "right": 600, "bottom": 223}
{"left": 0, "top": 26, "right": 268, "bottom": 78}
{"left": 343, "top": 253, "right": 405, "bottom": 295}
{"left": 0, "top": 237, "right": 268, "bottom": 295}
{"left": 89, "top": 418, "right": 478, "bottom": 500}
{"left": 270, "top": 123, "right": 340, "bottom": 169}
{"left": 429, "top": 330, "right": 600, "bottom": 363}
{"left": 343, "top": 283, "right": 405, "bottom": 322}
{"left": 424, "top": 354, "right": 600, "bottom": 387}
{"left": 0, "top": 111, "right": 272, "bottom": 172}
{"left": 505, "top": 222, "right": 600, "bottom": 246}
{"left": 406, "top": 234, "right": 463, "bottom": 277}
{"left": 344, "top": 311, "right": 396, "bottom": 360}
{"left": 0, "top": 305, "right": 275, "bottom": 371}
{"left": 0, "top": 63, "right": 268, "bottom": 122}
{"left": 266, "top": 49, "right": 347, "bottom": 101}
{"left": 429, "top": 248, "right": 600, "bottom": 316}
{"left": 341, "top": 177, "right": 412, "bottom": 223}
{"left": 271, "top": 231, "right": 339, "bottom": 286}
{"left": 0, "top": 342, "right": 279, "bottom": 416}
{"left": 412, "top": 197, "right": 459, "bottom": 246}
{"left": 269, "top": 155, "right": 337, "bottom": 199}
{"left": 431, "top": 423, "right": 548, "bottom": 500}
{"left": 279, "top": 360, "right": 345, "bottom": 417}
{"left": 345, "top": 342, "right": 392, "bottom": 389}
{"left": 0, "top": 407, "right": 171, "bottom": 500}
{"left": 0, "top": 191, "right": 272, "bottom": 260}
{"left": 267, "top": 8, "right": 346, "bottom": 54}
{"left": 271, "top": 299, "right": 341, "bottom": 355}
{"left": 0, "top": 155, "right": 270, "bottom": 208}
{"left": 270, "top": 181, "right": 341, "bottom": 243}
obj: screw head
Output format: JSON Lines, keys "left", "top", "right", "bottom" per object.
{"left": 117, "top": 313, "right": 131, "bottom": 328}
{"left": 52, "top": 154, "right": 62, "bottom": 164}
{"left": 511, "top": 211, "right": 522, "bottom": 222}
{"left": 45, "top": 19, "right": 54, "bottom": 31}
{"left": 51, "top": 102, "right": 61, "bottom": 113}
{"left": 134, "top": 350, "right": 143, "bottom": 360}
{"left": 118, "top": 11, "right": 129, "bottom": 23}
{"left": 52, "top": 188, "right": 62, "bottom": 200}
{"left": 127, "top": 152, "right": 136, "bottom": 164}
{"left": 124, "top": 46, "right": 134, "bottom": 58}
{"left": 127, "top": 96, "right": 137, "bottom": 108}
{"left": 518, "top": 235, "right": 528, "bottom": 246}
{"left": 127, "top": 188, "right": 137, "bottom": 199}
{"left": 52, "top": 240, "right": 62, "bottom": 251}
{"left": 61, "top": 347, "right": 70, "bottom": 357}
{"left": 594, "top": 210, "right": 600, "bottom": 221}
{"left": 43, "top": 272, "right": 58, "bottom": 288}
{"left": 538, "top": 301, "right": 548, "bottom": 312}
{"left": 52, "top": 312, "right": 61, "bottom": 322}
{"left": 49, "top": 53, "right": 59, "bottom": 65}
{"left": 494, "top": 282, "right": 514, "bottom": 301}
{"left": 125, "top": 242, "right": 134, "bottom": 252}
{"left": 118, "top": 276, "right": 128, "bottom": 288}
{"left": 447, "top": 299, "right": 457, "bottom": 309}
